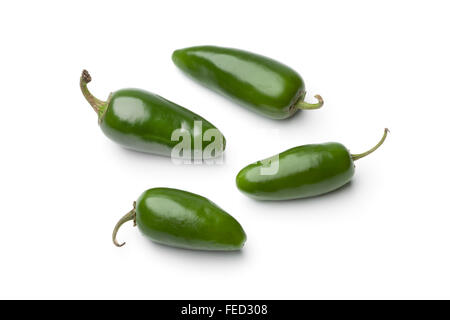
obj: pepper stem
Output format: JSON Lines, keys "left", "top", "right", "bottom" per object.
{"left": 351, "top": 128, "right": 389, "bottom": 161}
{"left": 112, "top": 201, "right": 137, "bottom": 247}
{"left": 294, "top": 93, "right": 324, "bottom": 110}
{"left": 80, "top": 69, "right": 108, "bottom": 115}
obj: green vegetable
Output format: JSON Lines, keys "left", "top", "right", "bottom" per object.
{"left": 236, "top": 129, "right": 389, "bottom": 200}
{"left": 80, "top": 70, "right": 225, "bottom": 158}
{"left": 113, "top": 188, "right": 246, "bottom": 251}
{"left": 172, "top": 45, "right": 323, "bottom": 119}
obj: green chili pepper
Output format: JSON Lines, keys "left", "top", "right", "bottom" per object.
{"left": 172, "top": 45, "right": 323, "bottom": 119}
{"left": 80, "top": 70, "right": 225, "bottom": 158}
{"left": 236, "top": 129, "right": 389, "bottom": 200}
{"left": 112, "top": 188, "right": 246, "bottom": 251}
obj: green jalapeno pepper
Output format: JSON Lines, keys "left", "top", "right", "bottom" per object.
{"left": 112, "top": 188, "right": 246, "bottom": 251}
{"left": 172, "top": 45, "right": 323, "bottom": 119}
{"left": 236, "top": 129, "right": 389, "bottom": 200}
{"left": 80, "top": 70, "right": 225, "bottom": 157}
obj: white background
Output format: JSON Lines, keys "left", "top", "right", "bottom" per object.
{"left": 1, "top": 0, "right": 449, "bottom": 299}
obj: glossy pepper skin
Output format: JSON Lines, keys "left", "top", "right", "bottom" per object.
{"left": 172, "top": 45, "right": 323, "bottom": 119}
{"left": 80, "top": 70, "right": 225, "bottom": 157}
{"left": 236, "top": 129, "right": 389, "bottom": 200}
{"left": 113, "top": 188, "right": 246, "bottom": 251}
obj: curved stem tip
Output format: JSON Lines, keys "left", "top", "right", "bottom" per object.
{"left": 351, "top": 128, "right": 389, "bottom": 161}
{"left": 112, "top": 201, "right": 137, "bottom": 247}
{"left": 80, "top": 69, "right": 108, "bottom": 116}
{"left": 295, "top": 94, "right": 324, "bottom": 110}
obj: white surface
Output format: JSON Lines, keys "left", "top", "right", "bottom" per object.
{"left": 0, "top": 0, "right": 449, "bottom": 299}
